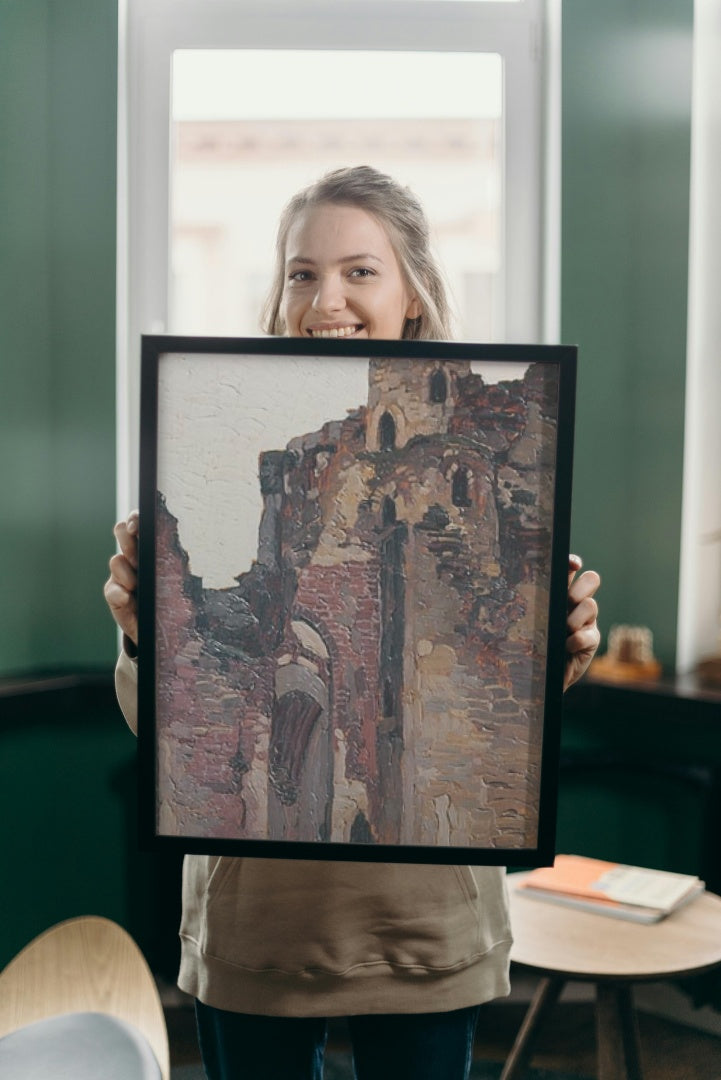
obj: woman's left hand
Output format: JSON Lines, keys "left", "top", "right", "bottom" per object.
{"left": 564, "top": 554, "right": 601, "bottom": 691}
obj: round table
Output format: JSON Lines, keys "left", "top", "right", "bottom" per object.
{"left": 502, "top": 873, "right": 721, "bottom": 1080}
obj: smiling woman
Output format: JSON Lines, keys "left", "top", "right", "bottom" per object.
{"left": 106, "top": 158, "right": 598, "bottom": 1080}
{"left": 282, "top": 205, "right": 420, "bottom": 340}
{"left": 263, "top": 167, "right": 451, "bottom": 341}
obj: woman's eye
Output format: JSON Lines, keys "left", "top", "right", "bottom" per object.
{"left": 349, "top": 267, "right": 375, "bottom": 279}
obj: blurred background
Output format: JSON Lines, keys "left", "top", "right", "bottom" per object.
{"left": 2, "top": 5, "right": 719, "bottom": 1041}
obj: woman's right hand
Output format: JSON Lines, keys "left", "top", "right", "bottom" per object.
{"left": 104, "top": 510, "right": 139, "bottom": 646}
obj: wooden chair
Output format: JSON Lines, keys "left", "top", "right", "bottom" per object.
{"left": 0, "top": 915, "right": 169, "bottom": 1079}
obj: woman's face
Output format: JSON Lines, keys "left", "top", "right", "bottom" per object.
{"left": 281, "top": 203, "right": 421, "bottom": 340}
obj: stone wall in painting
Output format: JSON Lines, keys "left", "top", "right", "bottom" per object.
{"left": 154, "top": 358, "right": 559, "bottom": 849}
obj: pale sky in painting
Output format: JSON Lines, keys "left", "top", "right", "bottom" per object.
{"left": 157, "top": 351, "right": 528, "bottom": 588}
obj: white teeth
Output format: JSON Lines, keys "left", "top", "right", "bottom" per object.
{"left": 310, "top": 325, "right": 359, "bottom": 338}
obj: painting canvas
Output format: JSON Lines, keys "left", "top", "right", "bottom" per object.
{"left": 138, "top": 336, "right": 576, "bottom": 864}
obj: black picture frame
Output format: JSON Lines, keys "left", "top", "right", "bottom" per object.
{"left": 138, "top": 335, "right": 576, "bottom": 865}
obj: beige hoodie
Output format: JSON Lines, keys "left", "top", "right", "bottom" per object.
{"left": 116, "top": 650, "right": 512, "bottom": 1016}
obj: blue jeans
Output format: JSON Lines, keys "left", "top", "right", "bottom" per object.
{"left": 195, "top": 1000, "right": 481, "bottom": 1080}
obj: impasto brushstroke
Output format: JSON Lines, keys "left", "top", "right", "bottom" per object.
{"left": 154, "top": 356, "right": 559, "bottom": 849}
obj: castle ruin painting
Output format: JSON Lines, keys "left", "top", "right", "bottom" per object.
{"left": 146, "top": 343, "right": 572, "bottom": 860}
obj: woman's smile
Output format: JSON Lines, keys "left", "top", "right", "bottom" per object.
{"left": 306, "top": 322, "right": 365, "bottom": 338}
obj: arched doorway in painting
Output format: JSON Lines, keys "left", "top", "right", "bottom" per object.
{"left": 269, "top": 689, "right": 323, "bottom": 806}
{"left": 268, "top": 649, "right": 332, "bottom": 842}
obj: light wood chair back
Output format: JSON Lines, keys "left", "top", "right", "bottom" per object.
{"left": 0, "top": 915, "right": 169, "bottom": 1080}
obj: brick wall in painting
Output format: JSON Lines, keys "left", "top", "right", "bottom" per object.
{"left": 154, "top": 359, "right": 558, "bottom": 850}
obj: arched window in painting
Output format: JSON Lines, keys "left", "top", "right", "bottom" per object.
{"left": 429, "top": 368, "right": 447, "bottom": 404}
{"left": 452, "top": 465, "right": 472, "bottom": 508}
{"left": 382, "top": 495, "right": 397, "bottom": 526}
{"left": 268, "top": 690, "right": 322, "bottom": 806}
{"left": 379, "top": 411, "right": 396, "bottom": 451}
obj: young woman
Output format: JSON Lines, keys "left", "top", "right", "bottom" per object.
{"left": 106, "top": 166, "right": 601, "bottom": 1080}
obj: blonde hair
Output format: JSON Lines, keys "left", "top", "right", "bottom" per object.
{"left": 262, "top": 166, "right": 453, "bottom": 340}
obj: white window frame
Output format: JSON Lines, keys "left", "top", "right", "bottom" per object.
{"left": 676, "top": 0, "right": 721, "bottom": 675}
{"left": 117, "top": 0, "right": 559, "bottom": 513}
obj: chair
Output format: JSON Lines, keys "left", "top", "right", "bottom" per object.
{"left": 0, "top": 915, "right": 170, "bottom": 1079}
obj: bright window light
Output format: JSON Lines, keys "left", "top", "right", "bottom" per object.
{"left": 172, "top": 50, "right": 502, "bottom": 121}
{"left": 170, "top": 50, "right": 503, "bottom": 341}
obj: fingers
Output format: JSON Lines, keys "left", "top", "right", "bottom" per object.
{"left": 564, "top": 557, "right": 601, "bottom": 690}
{"left": 566, "top": 591, "right": 599, "bottom": 636}
{"left": 103, "top": 574, "right": 135, "bottom": 617}
{"left": 103, "top": 575, "right": 138, "bottom": 643}
{"left": 568, "top": 553, "right": 583, "bottom": 587}
{"left": 105, "top": 511, "right": 140, "bottom": 645}
{"left": 567, "top": 564, "right": 601, "bottom": 640}
{"left": 563, "top": 619, "right": 602, "bottom": 690}
{"left": 111, "top": 548, "right": 137, "bottom": 587}
{"left": 113, "top": 510, "right": 139, "bottom": 568}
{"left": 565, "top": 623, "right": 601, "bottom": 658}
{"left": 568, "top": 567, "right": 601, "bottom": 609}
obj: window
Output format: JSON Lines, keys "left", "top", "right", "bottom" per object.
{"left": 382, "top": 496, "right": 398, "bottom": 526}
{"left": 452, "top": 465, "right": 472, "bottom": 508}
{"left": 269, "top": 689, "right": 323, "bottom": 806}
{"left": 170, "top": 48, "right": 504, "bottom": 341}
{"left": 429, "top": 369, "right": 448, "bottom": 404}
{"left": 118, "top": 0, "right": 557, "bottom": 511}
{"left": 379, "top": 412, "right": 397, "bottom": 452}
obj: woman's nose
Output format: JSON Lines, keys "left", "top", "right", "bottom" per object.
{"left": 312, "top": 274, "right": 345, "bottom": 314}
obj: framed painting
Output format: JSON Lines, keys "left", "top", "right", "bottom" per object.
{"left": 138, "top": 336, "right": 576, "bottom": 865}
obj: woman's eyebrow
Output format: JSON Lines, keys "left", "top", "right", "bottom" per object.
{"left": 286, "top": 253, "right": 384, "bottom": 266}
{"left": 339, "top": 253, "right": 384, "bottom": 264}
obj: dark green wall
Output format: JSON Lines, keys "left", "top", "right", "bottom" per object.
{"left": 0, "top": 0, "right": 118, "bottom": 676}
{"left": 0, "top": 0, "right": 132, "bottom": 969}
{"left": 0, "top": 682, "right": 183, "bottom": 973}
{"left": 558, "top": 682, "right": 721, "bottom": 884}
{"left": 563, "top": 0, "right": 693, "bottom": 670}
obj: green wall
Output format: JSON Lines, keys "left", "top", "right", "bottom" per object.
{"left": 0, "top": 0, "right": 118, "bottom": 676}
{"left": 0, "top": 0, "right": 130, "bottom": 970}
{"left": 563, "top": 0, "right": 693, "bottom": 670}
{"left": 0, "top": 683, "right": 183, "bottom": 973}
{"left": 557, "top": 686, "right": 721, "bottom": 883}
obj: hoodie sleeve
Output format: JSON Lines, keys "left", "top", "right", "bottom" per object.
{"left": 115, "top": 645, "right": 139, "bottom": 736}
